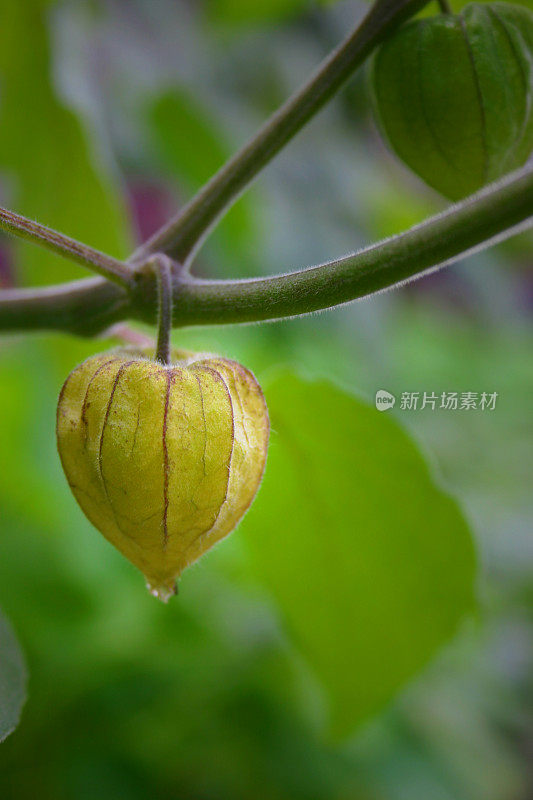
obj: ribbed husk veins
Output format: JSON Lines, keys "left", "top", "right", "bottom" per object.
{"left": 370, "top": 3, "right": 533, "bottom": 199}
{"left": 57, "top": 348, "right": 269, "bottom": 601}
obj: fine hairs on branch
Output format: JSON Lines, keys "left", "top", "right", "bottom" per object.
{"left": 0, "top": 0, "right": 531, "bottom": 338}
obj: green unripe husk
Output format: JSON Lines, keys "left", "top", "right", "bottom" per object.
{"left": 57, "top": 348, "right": 269, "bottom": 601}
{"left": 370, "top": 3, "right": 533, "bottom": 199}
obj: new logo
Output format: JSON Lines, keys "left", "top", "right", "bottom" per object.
{"left": 375, "top": 389, "right": 396, "bottom": 411}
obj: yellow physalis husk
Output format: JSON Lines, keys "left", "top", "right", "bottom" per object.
{"left": 56, "top": 347, "right": 269, "bottom": 601}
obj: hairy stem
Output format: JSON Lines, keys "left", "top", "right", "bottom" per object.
{"left": 131, "top": 0, "right": 428, "bottom": 267}
{"left": 2, "top": 165, "right": 531, "bottom": 336}
{"left": 172, "top": 167, "right": 533, "bottom": 324}
{"left": 153, "top": 255, "right": 174, "bottom": 364}
{"left": 0, "top": 205, "right": 132, "bottom": 287}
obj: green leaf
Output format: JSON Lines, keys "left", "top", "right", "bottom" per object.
{"left": 207, "top": 0, "right": 312, "bottom": 25}
{"left": 0, "top": 0, "right": 131, "bottom": 286}
{"left": 0, "top": 0, "right": 132, "bottom": 432}
{"left": 0, "top": 608, "right": 27, "bottom": 743}
{"left": 150, "top": 91, "right": 234, "bottom": 192}
{"left": 242, "top": 373, "right": 477, "bottom": 736}
{"left": 0, "top": 0, "right": 132, "bottom": 539}
{"left": 442, "top": 0, "right": 533, "bottom": 12}
{"left": 209, "top": 0, "right": 532, "bottom": 26}
{"left": 149, "top": 90, "right": 256, "bottom": 273}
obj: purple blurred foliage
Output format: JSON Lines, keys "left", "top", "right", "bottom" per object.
{"left": 0, "top": 241, "right": 14, "bottom": 288}
{"left": 404, "top": 268, "right": 476, "bottom": 315}
{"left": 126, "top": 179, "right": 178, "bottom": 246}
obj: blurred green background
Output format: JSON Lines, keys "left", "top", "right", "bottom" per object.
{"left": 0, "top": 1, "right": 532, "bottom": 798}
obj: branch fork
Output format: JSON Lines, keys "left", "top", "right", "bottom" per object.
{"left": 0, "top": 0, "right": 531, "bottom": 338}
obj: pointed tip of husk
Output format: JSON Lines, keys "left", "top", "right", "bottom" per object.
{"left": 146, "top": 580, "right": 178, "bottom": 603}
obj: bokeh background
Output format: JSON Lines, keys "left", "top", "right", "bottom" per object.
{"left": 0, "top": 1, "right": 532, "bottom": 798}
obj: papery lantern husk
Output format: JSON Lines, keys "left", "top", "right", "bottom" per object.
{"left": 57, "top": 347, "right": 269, "bottom": 601}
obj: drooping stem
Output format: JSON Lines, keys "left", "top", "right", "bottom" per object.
{"left": 1, "top": 164, "right": 531, "bottom": 336}
{"left": 131, "top": 0, "right": 429, "bottom": 268}
{"left": 153, "top": 255, "right": 174, "bottom": 364}
{"left": 0, "top": 205, "right": 132, "bottom": 288}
